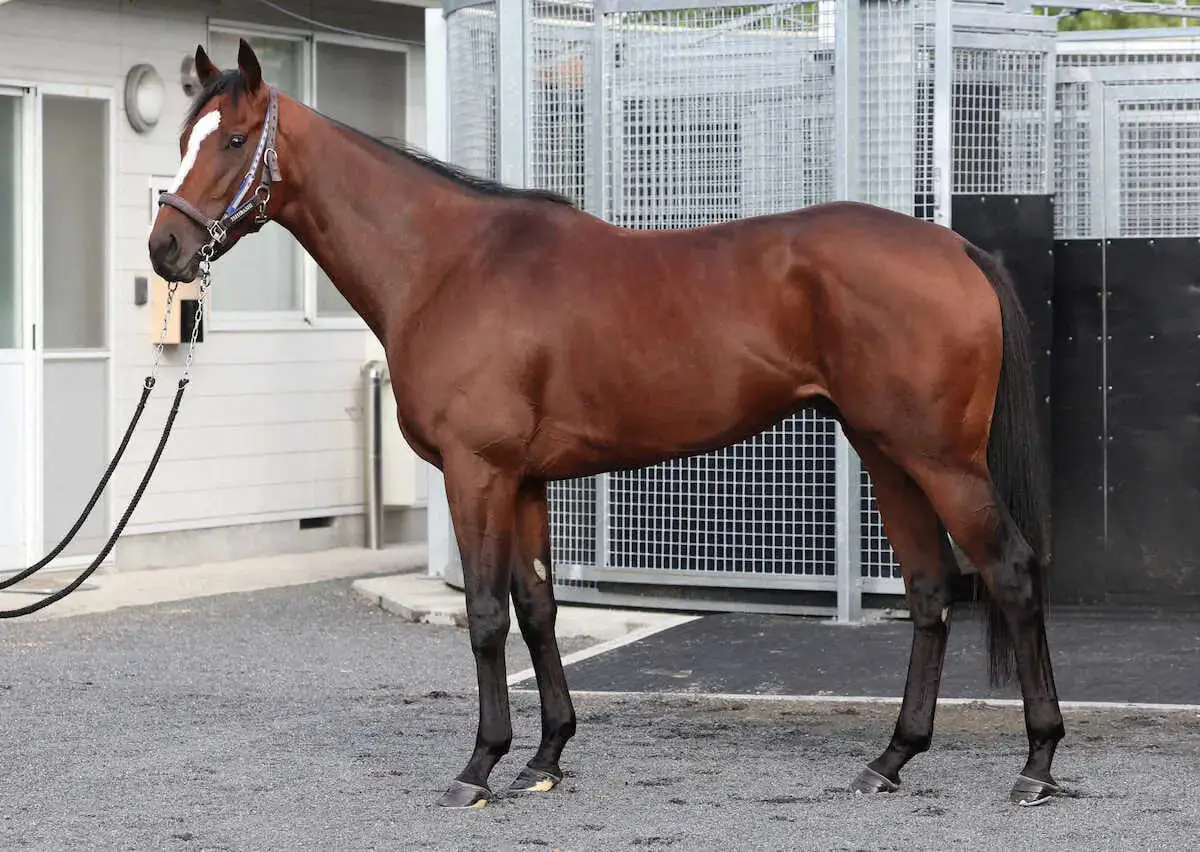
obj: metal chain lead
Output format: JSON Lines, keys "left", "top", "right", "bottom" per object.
{"left": 148, "top": 280, "right": 180, "bottom": 389}
{"left": 183, "top": 244, "right": 215, "bottom": 380}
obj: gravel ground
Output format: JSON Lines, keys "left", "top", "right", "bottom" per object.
{"left": 0, "top": 580, "right": 1195, "bottom": 851}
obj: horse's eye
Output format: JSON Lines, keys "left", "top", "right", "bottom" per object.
{"left": 228, "top": 134, "right": 247, "bottom": 150}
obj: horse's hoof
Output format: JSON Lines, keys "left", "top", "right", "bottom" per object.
{"left": 436, "top": 779, "right": 492, "bottom": 809}
{"left": 508, "top": 765, "right": 562, "bottom": 794}
{"left": 850, "top": 766, "right": 900, "bottom": 795}
{"left": 1010, "top": 774, "right": 1062, "bottom": 807}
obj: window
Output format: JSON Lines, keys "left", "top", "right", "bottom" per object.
{"left": 207, "top": 31, "right": 306, "bottom": 316}
{"left": 202, "top": 28, "right": 412, "bottom": 327}
{"left": 314, "top": 41, "right": 408, "bottom": 318}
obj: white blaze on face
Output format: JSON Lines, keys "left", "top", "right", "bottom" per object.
{"left": 168, "top": 109, "right": 222, "bottom": 195}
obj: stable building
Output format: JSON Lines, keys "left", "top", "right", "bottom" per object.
{"left": 0, "top": 0, "right": 436, "bottom": 575}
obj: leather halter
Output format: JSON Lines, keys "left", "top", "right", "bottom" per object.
{"left": 158, "top": 85, "right": 282, "bottom": 246}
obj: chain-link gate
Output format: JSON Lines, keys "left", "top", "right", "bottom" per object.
{"left": 438, "top": 0, "right": 1056, "bottom": 618}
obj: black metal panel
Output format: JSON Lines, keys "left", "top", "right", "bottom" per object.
{"left": 1103, "top": 238, "right": 1200, "bottom": 604}
{"left": 1049, "top": 240, "right": 1105, "bottom": 602}
{"left": 950, "top": 194, "right": 1054, "bottom": 468}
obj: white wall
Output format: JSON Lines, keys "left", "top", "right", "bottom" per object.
{"left": 0, "top": 0, "right": 428, "bottom": 563}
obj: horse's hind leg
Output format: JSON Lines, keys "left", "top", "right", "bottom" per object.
{"left": 506, "top": 479, "right": 576, "bottom": 794}
{"left": 846, "top": 434, "right": 957, "bottom": 795}
{"left": 915, "top": 462, "right": 1065, "bottom": 805}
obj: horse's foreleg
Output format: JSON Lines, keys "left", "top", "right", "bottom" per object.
{"left": 847, "top": 436, "right": 956, "bottom": 794}
{"left": 918, "top": 464, "right": 1065, "bottom": 806}
{"left": 507, "top": 479, "right": 576, "bottom": 794}
{"left": 437, "top": 455, "right": 520, "bottom": 809}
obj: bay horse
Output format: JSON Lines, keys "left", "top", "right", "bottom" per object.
{"left": 149, "top": 41, "right": 1064, "bottom": 809}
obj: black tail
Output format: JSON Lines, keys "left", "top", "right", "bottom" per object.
{"left": 963, "top": 242, "right": 1050, "bottom": 688}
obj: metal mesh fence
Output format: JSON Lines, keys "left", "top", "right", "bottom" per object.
{"left": 527, "top": 0, "right": 595, "bottom": 208}
{"left": 952, "top": 46, "right": 1050, "bottom": 195}
{"left": 447, "top": 3, "right": 499, "bottom": 178}
{"left": 857, "top": 0, "right": 934, "bottom": 220}
{"left": 1054, "top": 80, "right": 1092, "bottom": 239}
{"left": 602, "top": 4, "right": 836, "bottom": 228}
{"left": 1055, "top": 38, "right": 1200, "bottom": 239}
{"left": 1117, "top": 96, "right": 1200, "bottom": 237}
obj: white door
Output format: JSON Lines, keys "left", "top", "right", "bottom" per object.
{"left": 0, "top": 87, "right": 33, "bottom": 570}
{"left": 38, "top": 91, "right": 112, "bottom": 562}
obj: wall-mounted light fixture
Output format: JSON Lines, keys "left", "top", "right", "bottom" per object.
{"left": 124, "top": 62, "right": 165, "bottom": 134}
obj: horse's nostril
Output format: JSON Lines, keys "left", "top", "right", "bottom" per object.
{"left": 165, "top": 232, "right": 179, "bottom": 261}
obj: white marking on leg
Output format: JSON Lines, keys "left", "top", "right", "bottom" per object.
{"left": 533, "top": 558, "right": 548, "bottom": 582}
{"left": 168, "top": 110, "right": 222, "bottom": 194}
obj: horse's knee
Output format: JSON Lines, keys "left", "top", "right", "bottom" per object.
{"left": 906, "top": 573, "right": 953, "bottom": 628}
{"left": 989, "top": 540, "right": 1042, "bottom": 621}
{"left": 467, "top": 595, "right": 511, "bottom": 656}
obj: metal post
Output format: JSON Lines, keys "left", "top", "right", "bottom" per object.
{"left": 833, "top": 0, "right": 858, "bottom": 204}
{"left": 362, "top": 361, "right": 386, "bottom": 550}
{"left": 834, "top": 427, "right": 863, "bottom": 624}
{"left": 496, "top": 0, "right": 527, "bottom": 188}
{"left": 832, "top": 0, "right": 863, "bottom": 625}
{"left": 932, "top": 0, "right": 954, "bottom": 229}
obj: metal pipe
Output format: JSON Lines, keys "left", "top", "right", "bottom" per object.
{"left": 362, "top": 361, "right": 387, "bottom": 550}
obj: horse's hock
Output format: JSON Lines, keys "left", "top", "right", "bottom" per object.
{"left": 436, "top": 0, "right": 1200, "bottom": 612}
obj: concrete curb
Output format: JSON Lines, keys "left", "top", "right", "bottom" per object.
{"left": 352, "top": 573, "right": 695, "bottom": 642}
{"left": 1, "top": 545, "right": 428, "bottom": 622}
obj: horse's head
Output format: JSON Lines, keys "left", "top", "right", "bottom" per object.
{"left": 149, "top": 39, "right": 283, "bottom": 283}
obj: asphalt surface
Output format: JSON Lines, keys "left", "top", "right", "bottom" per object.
{"left": 544, "top": 610, "right": 1200, "bottom": 704}
{"left": 0, "top": 580, "right": 1195, "bottom": 851}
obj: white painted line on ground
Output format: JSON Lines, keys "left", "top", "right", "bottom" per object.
{"left": 507, "top": 688, "right": 1200, "bottom": 714}
{"left": 507, "top": 616, "right": 700, "bottom": 687}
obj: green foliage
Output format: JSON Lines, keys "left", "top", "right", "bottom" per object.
{"left": 1044, "top": 2, "right": 1200, "bottom": 32}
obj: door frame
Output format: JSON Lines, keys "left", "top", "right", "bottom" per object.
{"left": 1, "top": 80, "right": 117, "bottom": 568}
{"left": 0, "top": 84, "right": 38, "bottom": 569}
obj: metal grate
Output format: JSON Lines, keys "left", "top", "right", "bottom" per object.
{"left": 1117, "top": 97, "right": 1200, "bottom": 237}
{"left": 952, "top": 46, "right": 1050, "bottom": 195}
{"left": 527, "top": 0, "right": 595, "bottom": 209}
{"left": 447, "top": 3, "right": 499, "bottom": 179}
{"left": 608, "top": 414, "right": 837, "bottom": 578}
{"left": 1053, "top": 43, "right": 1200, "bottom": 239}
{"left": 1054, "top": 80, "right": 1092, "bottom": 239}
{"left": 857, "top": 0, "right": 935, "bottom": 220}
{"left": 603, "top": 4, "right": 836, "bottom": 229}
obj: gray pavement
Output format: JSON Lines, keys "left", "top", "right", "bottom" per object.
{"left": 0, "top": 579, "right": 1195, "bottom": 851}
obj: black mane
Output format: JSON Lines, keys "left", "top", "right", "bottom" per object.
{"left": 331, "top": 117, "right": 576, "bottom": 208}
{"left": 181, "top": 69, "right": 575, "bottom": 209}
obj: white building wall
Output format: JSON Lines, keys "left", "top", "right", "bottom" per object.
{"left": 0, "top": 0, "right": 429, "bottom": 569}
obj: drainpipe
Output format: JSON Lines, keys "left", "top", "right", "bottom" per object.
{"left": 362, "top": 361, "right": 387, "bottom": 550}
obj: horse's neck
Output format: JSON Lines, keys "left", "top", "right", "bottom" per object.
{"left": 273, "top": 109, "right": 472, "bottom": 338}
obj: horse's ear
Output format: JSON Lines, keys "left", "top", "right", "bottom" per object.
{"left": 237, "top": 38, "right": 262, "bottom": 92}
{"left": 195, "top": 44, "right": 219, "bottom": 86}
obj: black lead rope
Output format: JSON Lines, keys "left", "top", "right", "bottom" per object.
{"left": 0, "top": 379, "right": 157, "bottom": 593}
{"left": 0, "top": 379, "right": 190, "bottom": 619}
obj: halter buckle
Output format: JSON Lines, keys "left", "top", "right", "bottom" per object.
{"left": 254, "top": 183, "right": 272, "bottom": 225}
{"left": 207, "top": 219, "right": 228, "bottom": 245}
